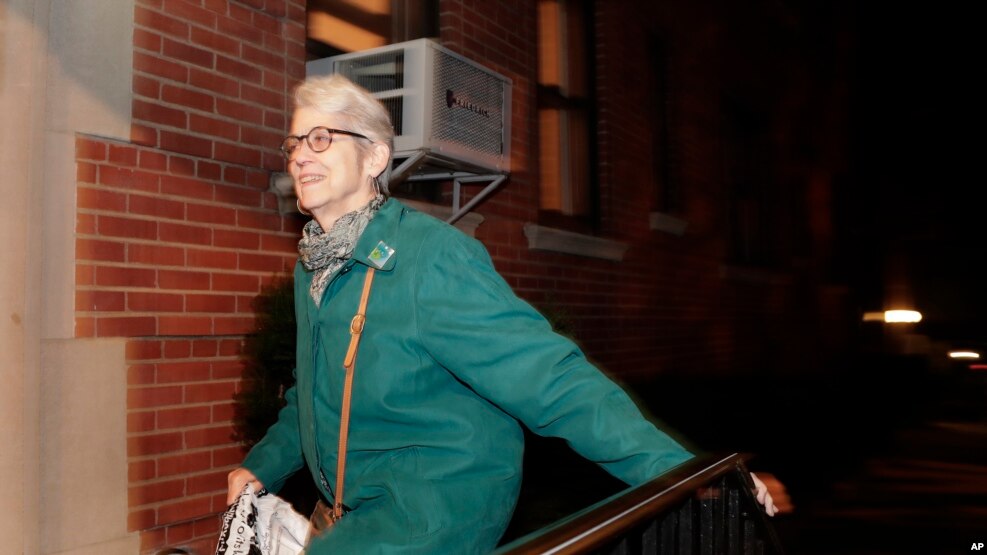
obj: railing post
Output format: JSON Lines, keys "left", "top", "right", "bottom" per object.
{"left": 727, "top": 487, "right": 741, "bottom": 555}
{"left": 678, "top": 497, "right": 693, "bottom": 554}
{"left": 641, "top": 520, "right": 658, "bottom": 553}
{"left": 699, "top": 486, "right": 713, "bottom": 555}
{"left": 660, "top": 510, "right": 677, "bottom": 552}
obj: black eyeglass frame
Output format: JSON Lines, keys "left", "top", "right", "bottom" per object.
{"left": 280, "top": 127, "right": 372, "bottom": 160}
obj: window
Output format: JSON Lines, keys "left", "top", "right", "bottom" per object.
{"left": 537, "top": 0, "right": 595, "bottom": 224}
{"left": 723, "top": 98, "right": 773, "bottom": 266}
{"left": 648, "top": 36, "right": 681, "bottom": 214}
{"left": 306, "top": 0, "right": 438, "bottom": 59}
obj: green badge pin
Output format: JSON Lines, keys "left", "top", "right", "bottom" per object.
{"left": 368, "top": 240, "right": 394, "bottom": 268}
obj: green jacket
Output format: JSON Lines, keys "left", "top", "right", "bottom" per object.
{"left": 242, "top": 199, "right": 693, "bottom": 553}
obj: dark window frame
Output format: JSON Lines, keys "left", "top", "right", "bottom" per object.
{"left": 536, "top": 0, "right": 600, "bottom": 235}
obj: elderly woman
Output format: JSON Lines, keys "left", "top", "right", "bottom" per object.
{"left": 227, "top": 74, "right": 775, "bottom": 553}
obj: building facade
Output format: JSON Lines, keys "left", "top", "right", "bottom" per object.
{"left": 0, "top": 0, "right": 849, "bottom": 552}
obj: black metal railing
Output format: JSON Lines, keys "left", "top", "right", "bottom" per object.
{"left": 494, "top": 453, "right": 784, "bottom": 555}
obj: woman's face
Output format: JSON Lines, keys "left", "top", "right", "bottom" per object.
{"left": 289, "top": 106, "right": 376, "bottom": 227}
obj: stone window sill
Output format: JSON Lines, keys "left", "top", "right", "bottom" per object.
{"left": 523, "top": 223, "right": 628, "bottom": 261}
{"left": 401, "top": 199, "right": 484, "bottom": 237}
{"left": 649, "top": 211, "right": 688, "bottom": 236}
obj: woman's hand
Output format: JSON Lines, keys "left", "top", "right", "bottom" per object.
{"left": 750, "top": 472, "right": 792, "bottom": 516}
{"left": 226, "top": 468, "right": 264, "bottom": 505}
{"left": 750, "top": 472, "right": 777, "bottom": 516}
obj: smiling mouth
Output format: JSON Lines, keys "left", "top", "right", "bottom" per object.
{"left": 299, "top": 175, "right": 325, "bottom": 185}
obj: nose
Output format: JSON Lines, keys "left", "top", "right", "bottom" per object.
{"left": 288, "top": 135, "right": 320, "bottom": 165}
{"left": 292, "top": 143, "right": 314, "bottom": 164}
{"left": 289, "top": 146, "right": 313, "bottom": 179}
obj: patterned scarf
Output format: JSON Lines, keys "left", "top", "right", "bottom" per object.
{"left": 298, "top": 195, "right": 385, "bottom": 305}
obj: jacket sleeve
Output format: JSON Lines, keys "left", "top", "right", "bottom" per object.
{"left": 413, "top": 229, "right": 694, "bottom": 486}
{"left": 240, "top": 380, "right": 305, "bottom": 494}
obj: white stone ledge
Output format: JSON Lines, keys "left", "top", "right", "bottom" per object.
{"left": 401, "top": 199, "right": 485, "bottom": 237}
{"left": 649, "top": 211, "right": 688, "bottom": 236}
{"left": 523, "top": 223, "right": 628, "bottom": 261}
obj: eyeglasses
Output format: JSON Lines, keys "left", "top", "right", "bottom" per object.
{"left": 280, "top": 127, "right": 371, "bottom": 161}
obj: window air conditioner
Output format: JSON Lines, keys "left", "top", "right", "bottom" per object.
{"left": 306, "top": 38, "right": 512, "bottom": 176}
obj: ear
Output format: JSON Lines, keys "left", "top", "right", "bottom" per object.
{"left": 365, "top": 142, "right": 391, "bottom": 179}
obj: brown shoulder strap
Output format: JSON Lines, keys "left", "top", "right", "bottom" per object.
{"left": 333, "top": 267, "right": 375, "bottom": 520}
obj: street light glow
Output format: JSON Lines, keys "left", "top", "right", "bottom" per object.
{"left": 863, "top": 310, "right": 923, "bottom": 323}
{"left": 883, "top": 310, "right": 922, "bottom": 323}
{"left": 948, "top": 351, "right": 981, "bottom": 359}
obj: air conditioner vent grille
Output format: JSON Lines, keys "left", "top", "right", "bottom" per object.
{"left": 380, "top": 96, "right": 404, "bottom": 135}
{"left": 432, "top": 54, "right": 505, "bottom": 157}
{"left": 335, "top": 51, "right": 405, "bottom": 93}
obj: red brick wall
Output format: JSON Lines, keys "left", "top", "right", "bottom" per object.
{"left": 74, "top": 0, "right": 306, "bottom": 552}
{"left": 592, "top": 1, "right": 750, "bottom": 378}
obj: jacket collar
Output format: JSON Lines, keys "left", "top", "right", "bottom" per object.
{"left": 346, "top": 197, "right": 403, "bottom": 272}
{"left": 297, "top": 198, "right": 404, "bottom": 289}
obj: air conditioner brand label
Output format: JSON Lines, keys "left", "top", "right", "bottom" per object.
{"left": 446, "top": 89, "right": 491, "bottom": 118}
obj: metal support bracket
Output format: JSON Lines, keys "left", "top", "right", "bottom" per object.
{"left": 392, "top": 148, "right": 508, "bottom": 225}
{"left": 390, "top": 150, "right": 429, "bottom": 184}
{"left": 405, "top": 172, "right": 508, "bottom": 224}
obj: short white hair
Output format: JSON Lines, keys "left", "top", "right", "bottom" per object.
{"left": 294, "top": 74, "right": 395, "bottom": 194}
